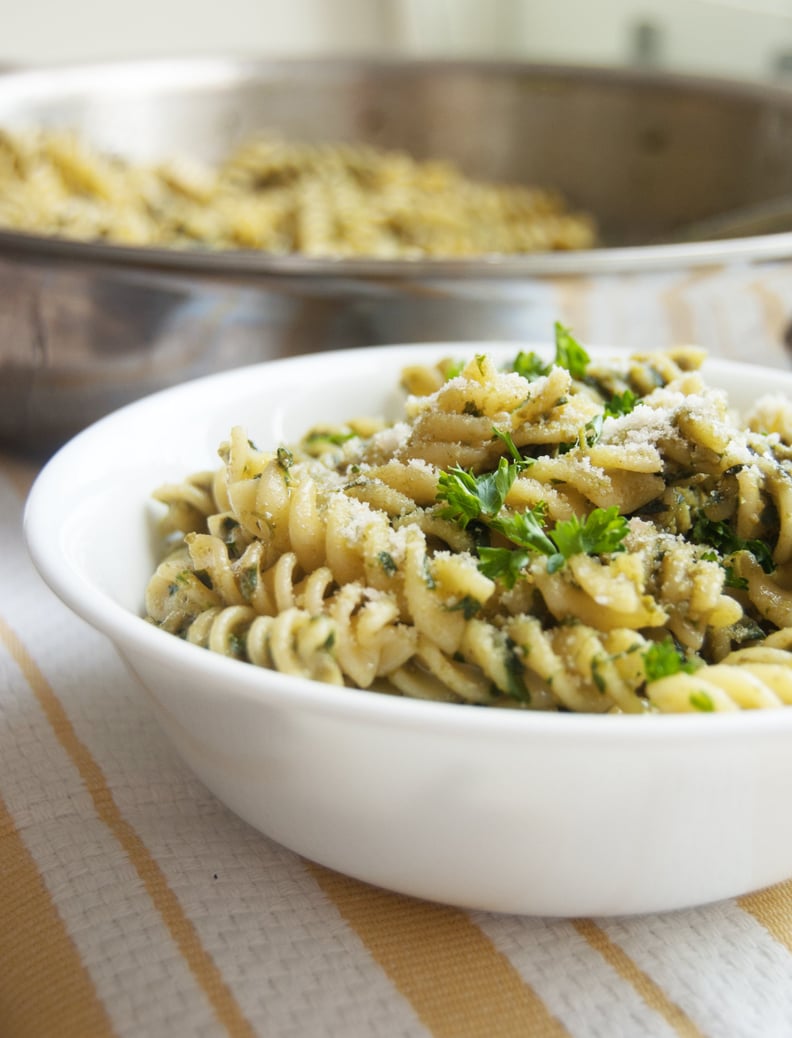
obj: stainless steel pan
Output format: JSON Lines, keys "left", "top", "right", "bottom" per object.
{"left": 3, "top": 56, "right": 792, "bottom": 451}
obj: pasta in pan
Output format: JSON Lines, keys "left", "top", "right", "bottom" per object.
{"left": 0, "top": 129, "right": 595, "bottom": 257}
{"left": 145, "top": 327, "right": 792, "bottom": 713}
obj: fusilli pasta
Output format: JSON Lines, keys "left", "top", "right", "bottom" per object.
{"left": 0, "top": 129, "right": 595, "bottom": 257}
{"left": 145, "top": 328, "right": 792, "bottom": 713}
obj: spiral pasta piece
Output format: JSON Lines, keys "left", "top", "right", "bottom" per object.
{"left": 247, "top": 609, "right": 343, "bottom": 685}
{"left": 153, "top": 472, "right": 217, "bottom": 536}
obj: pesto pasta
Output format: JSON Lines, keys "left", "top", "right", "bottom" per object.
{"left": 0, "top": 128, "right": 594, "bottom": 257}
{"left": 145, "top": 329, "right": 792, "bottom": 713}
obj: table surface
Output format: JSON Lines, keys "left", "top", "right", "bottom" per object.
{"left": 4, "top": 264, "right": 792, "bottom": 1038}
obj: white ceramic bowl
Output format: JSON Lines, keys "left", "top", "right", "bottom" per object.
{"left": 25, "top": 343, "right": 792, "bottom": 917}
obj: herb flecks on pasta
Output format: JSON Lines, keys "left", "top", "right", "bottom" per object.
{"left": 0, "top": 129, "right": 595, "bottom": 257}
{"left": 145, "top": 334, "right": 792, "bottom": 713}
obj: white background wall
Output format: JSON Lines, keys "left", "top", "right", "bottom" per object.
{"left": 0, "top": 0, "right": 397, "bottom": 65}
{"left": 2, "top": 0, "right": 792, "bottom": 82}
{"left": 396, "top": 0, "right": 792, "bottom": 79}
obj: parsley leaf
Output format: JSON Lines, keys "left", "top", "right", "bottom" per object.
{"left": 557, "top": 414, "right": 604, "bottom": 456}
{"left": 549, "top": 507, "right": 629, "bottom": 562}
{"left": 554, "top": 322, "right": 590, "bottom": 379}
{"left": 436, "top": 433, "right": 630, "bottom": 585}
{"left": 436, "top": 456, "right": 520, "bottom": 528}
{"left": 490, "top": 505, "right": 556, "bottom": 556}
{"left": 604, "top": 389, "right": 638, "bottom": 418}
{"left": 492, "top": 426, "right": 529, "bottom": 467}
{"left": 443, "top": 359, "right": 466, "bottom": 380}
{"left": 511, "top": 324, "right": 589, "bottom": 382}
{"left": 436, "top": 467, "right": 484, "bottom": 528}
{"left": 512, "top": 350, "right": 550, "bottom": 381}
{"left": 643, "top": 639, "right": 698, "bottom": 682}
{"left": 481, "top": 505, "right": 629, "bottom": 584}
{"left": 477, "top": 547, "right": 533, "bottom": 589}
{"left": 585, "top": 413, "right": 604, "bottom": 446}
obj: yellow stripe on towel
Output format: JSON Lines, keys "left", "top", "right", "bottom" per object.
{"left": 309, "top": 864, "right": 571, "bottom": 1038}
{"left": 739, "top": 880, "right": 792, "bottom": 952}
{"left": 0, "top": 794, "right": 116, "bottom": 1038}
{"left": 573, "top": 919, "right": 705, "bottom": 1038}
{"left": 0, "top": 615, "right": 257, "bottom": 1038}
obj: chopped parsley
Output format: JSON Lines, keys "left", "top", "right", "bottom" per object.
{"left": 553, "top": 321, "right": 590, "bottom": 379}
{"left": 689, "top": 691, "right": 715, "bottom": 712}
{"left": 510, "top": 322, "right": 589, "bottom": 382}
{"left": 446, "top": 595, "right": 482, "bottom": 620}
{"left": 442, "top": 358, "right": 466, "bottom": 380}
{"left": 512, "top": 350, "right": 549, "bottom": 382}
{"left": 322, "top": 629, "right": 336, "bottom": 651}
{"left": 378, "top": 550, "right": 398, "bottom": 576}
{"left": 585, "top": 413, "right": 604, "bottom": 446}
{"left": 503, "top": 636, "right": 530, "bottom": 703}
{"left": 437, "top": 440, "right": 629, "bottom": 587}
{"left": 304, "top": 429, "right": 356, "bottom": 447}
{"left": 228, "top": 631, "right": 247, "bottom": 660}
{"left": 591, "top": 656, "right": 607, "bottom": 693}
{"left": 492, "top": 426, "right": 529, "bottom": 467}
{"left": 490, "top": 505, "right": 556, "bottom": 557}
{"left": 238, "top": 566, "right": 258, "bottom": 601}
{"left": 436, "top": 427, "right": 531, "bottom": 531}
{"left": 642, "top": 639, "right": 699, "bottom": 682}
{"left": 604, "top": 389, "right": 638, "bottom": 418}
{"left": 477, "top": 546, "right": 533, "bottom": 588}
{"left": 478, "top": 503, "right": 628, "bottom": 586}
{"left": 701, "top": 548, "right": 749, "bottom": 589}
{"left": 436, "top": 456, "right": 521, "bottom": 528}
{"left": 548, "top": 508, "right": 629, "bottom": 571}
{"left": 218, "top": 515, "right": 246, "bottom": 558}
{"left": 560, "top": 414, "right": 605, "bottom": 455}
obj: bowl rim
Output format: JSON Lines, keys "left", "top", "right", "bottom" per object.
{"left": 3, "top": 54, "right": 792, "bottom": 277}
{"left": 23, "top": 339, "right": 792, "bottom": 741}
